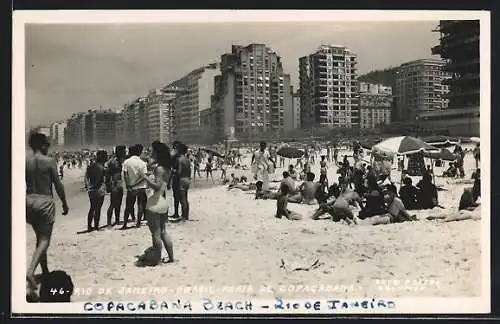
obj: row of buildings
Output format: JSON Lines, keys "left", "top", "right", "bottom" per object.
{"left": 38, "top": 20, "right": 479, "bottom": 147}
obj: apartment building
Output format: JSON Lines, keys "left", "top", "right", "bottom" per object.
{"left": 292, "top": 91, "right": 301, "bottom": 129}
{"left": 299, "top": 44, "right": 359, "bottom": 130}
{"left": 50, "top": 121, "right": 66, "bottom": 146}
{"left": 429, "top": 20, "right": 480, "bottom": 136}
{"left": 146, "top": 88, "right": 176, "bottom": 144}
{"left": 393, "top": 59, "right": 451, "bottom": 123}
{"left": 65, "top": 113, "right": 86, "bottom": 146}
{"left": 165, "top": 64, "right": 219, "bottom": 144}
{"left": 359, "top": 82, "right": 392, "bottom": 129}
{"left": 84, "top": 109, "right": 118, "bottom": 146}
{"left": 210, "top": 44, "right": 291, "bottom": 142}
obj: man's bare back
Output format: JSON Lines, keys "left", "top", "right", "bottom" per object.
{"left": 26, "top": 153, "right": 59, "bottom": 197}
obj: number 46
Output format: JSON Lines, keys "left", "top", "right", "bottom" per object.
{"left": 50, "top": 288, "right": 66, "bottom": 295}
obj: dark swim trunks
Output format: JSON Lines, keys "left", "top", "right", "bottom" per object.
{"left": 26, "top": 194, "right": 55, "bottom": 226}
{"left": 179, "top": 177, "right": 190, "bottom": 191}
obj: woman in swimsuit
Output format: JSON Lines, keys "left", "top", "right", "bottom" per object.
{"left": 139, "top": 142, "right": 174, "bottom": 266}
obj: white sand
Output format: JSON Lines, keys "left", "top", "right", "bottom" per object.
{"left": 26, "top": 149, "right": 482, "bottom": 301}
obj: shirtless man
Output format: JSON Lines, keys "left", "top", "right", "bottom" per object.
{"left": 288, "top": 172, "right": 321, "bottom": 205}
{"left": 26, "top": 133, "right": 69, "bottom": 300}
{"left": 331, "top": 179, "right": 363, "bottom": 224}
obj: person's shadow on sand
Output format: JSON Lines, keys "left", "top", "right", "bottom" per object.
{"left": 76, "top": 225, "right": 109, "bottom": 234}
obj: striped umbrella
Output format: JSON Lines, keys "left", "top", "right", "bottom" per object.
{"left": 372, "top": 136, "right": 439, "bottom": 155}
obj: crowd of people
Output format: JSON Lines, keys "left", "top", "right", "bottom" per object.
{"left": 24, "top": 131, "right": 481, "bottom": 302}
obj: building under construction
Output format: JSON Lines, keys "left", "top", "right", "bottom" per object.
{"left": 426, "top": 20, "right": 480, "bottom": 136}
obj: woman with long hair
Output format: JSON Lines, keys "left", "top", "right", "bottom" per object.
{"left": 138, "top": 142, "right": 174, "bottom": 266}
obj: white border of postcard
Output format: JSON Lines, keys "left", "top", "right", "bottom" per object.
{"left": 12, "top": 10, "right": 491, "bottom": 315}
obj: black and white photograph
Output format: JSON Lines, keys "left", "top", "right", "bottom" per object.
{"left": 12, "top": 10, "right": 490, "bottom": 314}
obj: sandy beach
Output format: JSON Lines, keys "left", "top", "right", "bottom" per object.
{"left": 26, "top": 148, "right": 482, "bottom": 302}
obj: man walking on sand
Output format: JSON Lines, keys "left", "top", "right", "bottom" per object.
{"left": 251, "top": 141, "right": 276, "bottom": 192}
{"left": 25, "top": 133, "right": 69, "bottom": 301}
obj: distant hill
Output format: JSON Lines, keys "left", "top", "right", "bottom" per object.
{"left": 357, "top": 67, "right": 397, "bottom": 86}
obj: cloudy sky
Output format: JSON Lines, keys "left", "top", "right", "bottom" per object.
{"left": 25, "top": 20, "right": 440, "bottom": 127}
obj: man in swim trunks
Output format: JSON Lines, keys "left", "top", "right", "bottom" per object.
{"left": 170, "top": 142, "right": 191, "bottom": 221}
{"left": 84, "top": 150, "right": 107, "bottom": 231}
{"left": 25, "top": 133, "right": 69, "bottom": 301}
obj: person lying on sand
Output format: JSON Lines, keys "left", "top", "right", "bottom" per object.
{"left": 426, "top": 188, "right": 481, "bottom": 223}
{"left": 275, "top": 181, "right": 302, "bottom": 220}
{"left": 357, "top": 184, "right": 417, "bottom": 226}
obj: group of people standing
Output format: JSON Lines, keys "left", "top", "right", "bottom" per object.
{"left": 25, "top": 132, "right": 196, "bottom": 299}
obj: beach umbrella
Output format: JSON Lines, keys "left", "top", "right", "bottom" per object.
{"left": 470, "top": 137, "right": 480, "bottom": 143}
{"left": 423, "top": 148, "right": 458, "bottom": 161}
{"left": 423, "top": 135, "right": 459, "bottom": 148}
{"left": 372, "top": 136, "right": 439, "bottom": 156}
{"left": 202, "top": 148, "right": 224, "bottom": 158}
{"left": 277, "top": 147, "right": 305, "bottom": 159}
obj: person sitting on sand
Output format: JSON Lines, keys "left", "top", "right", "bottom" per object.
{"left": 280, "top": 171, "right": 296, "bottom": 194}
{"left": 288, "top": 164, "right": 298, "bottom": 181}
{"left": 358, "top": 174, "right": 387, "bottom": 219}
{"left": 358, "top": 184, "right": 417, "bottom": 226}
{"left": 398, "top": 177, "right": 419, "bottom": 210}
{"left": 311, "top": 184, "right": 342, "bottom": 220}
{"left": 288, "top": 172, "right": 322, "bottom": 205}
{"left": 472, "top": 168, "right": 481, "bottom": 202}
{"left": 275, "top": 180, "right": 302, "bottom": 220}
{"left": 443, "top": 162, "right": 457, "bottom": 178}
{"left": 230, "top": 173, "right": 239, "bottom": 185}
{"left": 459, "top": 187, "right": 480, "bottom": 211}
{"left": 416, "top": 172, "right": 439, "bottom": 209}
{"left": 330, "top": 178, "right": 363, "bottom": 225}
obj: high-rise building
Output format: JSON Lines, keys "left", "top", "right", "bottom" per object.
{"left": 33, "top": 126, "right": 51, "bottom": 138}
{"left": 50, "top": 121, "right": 66, "bottom": 146}
{"left": 393, "top": 59, "right": 451, "bottom": 123}
{"left": 146, "top": 88, "right": 175, "bottom": 144}
{"left": 299, "top": 45, "right": 359, "bottom": 130}
{"left": 211, "top": 44, "right": 291, "bottom": 142}
{"left": 359, "top": 82, "right": 392, "bottom": 129}
{"left": 429, "top": 20, "right": 480, "bottom": 136}
{"left": 84, "top": 109, "right": 118, "bottom": 146}
{"left": 65, "top": 113, "right": 86, "bottom": 147}
{"left": 292, "top": 91, "right": 301, "bottom": 130}
{"left": 165, "top": 64, "right": 219, "bottom": 144}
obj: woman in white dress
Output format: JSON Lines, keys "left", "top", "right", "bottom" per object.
{"left": 139, "top": 142, "right": 174, "bottom": 266}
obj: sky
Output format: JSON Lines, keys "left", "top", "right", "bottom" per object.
{"left": 25, "top": 21, "right": 440, "bottom": 128}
